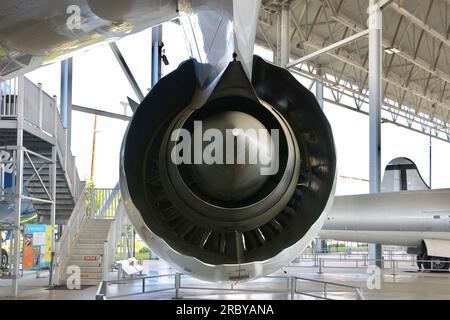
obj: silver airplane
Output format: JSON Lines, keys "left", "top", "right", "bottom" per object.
{"left": 320, "top": 158, "right": 450, "bottom": 271}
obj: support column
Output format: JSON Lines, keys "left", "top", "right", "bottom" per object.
{"left": 280, "top": 5, "right": 290, "bottom": 68}
{"left": 274, "top": 14, "right": 281, "bottom": 64}
{"left": 314, "top": 239, "right": 322, "bottom": 253}
{"left": 152, "top": 25, "right": 163, "bottom": 87}
{"left": 429, "top": 134, "right": 432, "bottom": 188}
{"left": 149, "top": 25, "right": 163, "bottom": 261}
{"left": 49, "top": 145, "right": 57, "bottom": 286}
{"left": 368, "top": 0, "right": 383, "bottom": 268}
{"left": 0, "top": 162, "right": 4, "bottom": 201}
{"left": 316, "top": 65, "right": 324, "bottom": 110}
{"left": 11, "top": 76, "right": 25, "bottom": 297}
{"left": 60, "top": 58, "right": 73, "bottom": 145}
{"left": 109, "top": 43, "right": 145, "bottom": 102}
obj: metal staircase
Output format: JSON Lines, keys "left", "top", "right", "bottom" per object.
{"left": 1, "top": 76, "right": 128, "bottom": 289}
{"left": 60, "top": 218, "right": 113, "bottom": 286}
{"left": 0, "top": 76, "right": 83, "bottom": 224}
{"left": 55, "top": 187, "right": 128, "bottom": 287}
{"left": 23, "top": 153, "right": 76, "bottom": 224}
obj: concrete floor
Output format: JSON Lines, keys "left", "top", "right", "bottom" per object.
{"left": 1, "top": 259, "right": 450, "bottom": 300}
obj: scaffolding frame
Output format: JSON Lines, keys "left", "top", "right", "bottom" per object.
{"left": 0, "top": 75, "right": 58, "bottom": 296}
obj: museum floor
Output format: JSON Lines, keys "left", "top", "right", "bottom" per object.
{"left": 0, "top": 258, "right": 449, "bottom": 300}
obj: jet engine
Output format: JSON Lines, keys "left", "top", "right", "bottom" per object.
{"left": 120, "top": 55, "right": 336, "bottom": 282}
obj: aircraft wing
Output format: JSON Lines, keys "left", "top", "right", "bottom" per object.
{"left": 0, "top": 0, "right": 261, "bottom": 82}
{"left": 0, "top": 0, "right": 178, "bottom": 80}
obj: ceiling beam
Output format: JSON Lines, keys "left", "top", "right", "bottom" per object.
{"left": 326, "top": 8, "right": 450, "bottom": 86}
{"left": 307, "top": 0, "right": 450, "bottom": 87}
{"left": 72, "top": 105, "right": 131, "bottom": 121}
{"left": 289, "top": 65, "right": 450, "bottom": 141}
{"left": 389, "top": 2, "right": 450, "bottom": 50}
{"left": 303, "top": 35, "right": 450, "bottom": 113}
{"left": 287, "top": 29, "right": 369, "bottom": 67}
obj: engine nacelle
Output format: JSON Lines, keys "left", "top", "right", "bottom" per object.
{"left": 120, "top": 56, "right": 336, "bottom": 282}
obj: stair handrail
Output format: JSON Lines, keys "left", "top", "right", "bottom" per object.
{"left": 54, "top": 186, "right": 87, "bottom": 285}
{"left": 102, "top": 198, "right": 128, "bottom": 281}
{"left": 94, "top": 183, "right": 120, "bottom": 218}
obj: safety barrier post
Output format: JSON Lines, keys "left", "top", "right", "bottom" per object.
{"left": 90, "top": 187, "right": 95, "bottom": 217}
{"left": 290, "top": 277, "right": 296, "bottom": 300}
{"left": 174, "top": 273, "right": 181, "bottom": 299}
{"left": 318, "top": 258, "right": 323, "bottom": 274}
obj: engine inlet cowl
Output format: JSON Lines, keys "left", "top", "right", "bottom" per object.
{"left": 120, "top": 56, "right": 336, "bottom": 282}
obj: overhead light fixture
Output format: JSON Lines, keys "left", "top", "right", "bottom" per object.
{"left": 331, "top": 84, "right": 345, "bottom": 91}
{"left": 384, "top": 47, "right": 401, "bottom": 55}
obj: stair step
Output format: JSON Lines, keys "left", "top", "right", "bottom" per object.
{"left": 23, "top": 174, "right": 67, "bottom": 180}
{"left": 37, "top": 211, "right": 73, "bottom": 216}
{"left": 73, "top": 248, "right": 104, "bottom": 255}
{"left": 61, "top": 271, "right": 102, "bottom": 279}
{"left": 73, "top": 249, "right": 104, "bottom": 255}
{"left": 36, "top": 210, "right": 74, "bottom": 214}
{"left": 82, "top": 221, "right": 113, "bottom": 226}
{"left": 75, "top": 242, "right": 105, "bottom": 248}
{"left": 23, "top": 166, "right": 64, "bottom": 171}
{"left": 77, "top": 239, "right": 106, "bottom": 245}
{"left": 81, "top": 226, "right": 112, "bottom": 231}
{"left": 28, "top": 194, "right": 73, "bottom": 200}
{"left": 82, "top": 224, "right": 113, "bottom": 231}
{"left": 60, "top": 278, "right": 102, "bottom": 286}
{"left": 26, "top": 190, "right": 73, "bottom": 196}
{"left": 84, "top": 219, "right": 114, "bottom": 224}
{"left": 80, "top": 279, "right": 103, "bottom": 286}
{"left": 72, "top": 266, "right": 102, "bottom": 273}
{"left": 33, "top": 198, "right": 73, "bottom": 202}
{"left": 73, "top": 244, "right": 104, "bottom": 249}
{"left": 80, "top": 230, "right": 111, "bottom": 235}
{"left": 35, "top": 205, "right": 74, "bottom": 210}
{"left": 23, "top": 170, "right": 63, "bottom": 174}
{"left": 83, "top": 222, "right": 113, "bottom": 227}
{"left": 36, "top": 206, "right": 74, "bottom": 211}
{"left": 27, "top": 180, "right": 67, "bottom": 188}
{"left": 68, "top": 260, "right": 102, "bottom": 267}
{"left": 78, "top": 232, "right": 109, "bottom": 240}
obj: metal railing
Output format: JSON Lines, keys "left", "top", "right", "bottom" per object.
{"left": 0, "top": 76, "right": 82, "bottom": 202}
{"left": 96, "top": 273, "right": 176, "bottom": 300}
{"left": 289, "top": 252, "right": 449, "bottom": 274}
{"left": 54, "top": 187, "right": 87, "bottom": 285}
{"left": 86, "top": 187, "right": 121, "bottom": 218}
{"left": 55, "top": 187, "right": 127, "bottom": 285}
{"left": 0, "top": 78, "right": 18, "bottom": 117}
{"left": 102, "top": 199, "right": 128, "bottom": 281}
{"left": 95, "top": 272, "right": 366, "bottom": 300}
{"left": 292, "top": 276, "right": 365, "bottom": 300}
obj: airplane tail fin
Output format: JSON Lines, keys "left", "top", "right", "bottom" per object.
{"left": 381, "top": 157, "right": 429, "bottom": 192}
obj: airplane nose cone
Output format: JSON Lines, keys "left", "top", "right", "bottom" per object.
{"left": 190, "top": 111, "right": 271, "bottom": 202}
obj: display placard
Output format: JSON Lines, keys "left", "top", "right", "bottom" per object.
{"left": 23, "top": 224, "right": 52, "bottom": 270}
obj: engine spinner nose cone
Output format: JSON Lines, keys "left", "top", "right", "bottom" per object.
{"left": 190, "top": 111, "right": 272, "bottom": 202}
